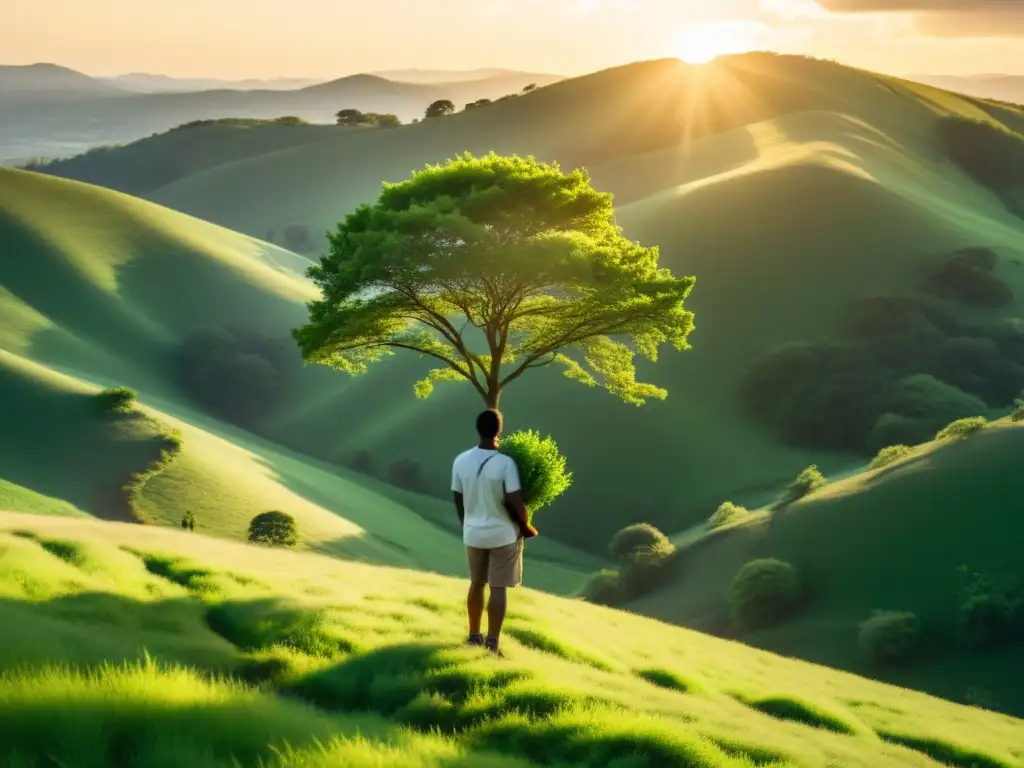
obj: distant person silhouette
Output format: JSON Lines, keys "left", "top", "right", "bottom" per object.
{"left": 452, "top": 409, "right": 537, "bottom": 655}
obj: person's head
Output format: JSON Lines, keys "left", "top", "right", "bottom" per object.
{"left": 476, "top": 409, "right": 503, "bottom": 442}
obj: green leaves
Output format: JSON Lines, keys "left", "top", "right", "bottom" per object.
{"left": 295, "top": 152, "right": 696, "bottom": 406}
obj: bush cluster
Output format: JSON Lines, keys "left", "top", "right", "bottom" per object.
{"left": 584, "top": 524, "right": 676, "bottom": 605}
{"left": 743, "top": 289, "right": 1021, "bottom": 453}
{"left": 858, "top": 611, "right": 922, "bottom": 666}
{"left": 386, "top": 459, "right": 424, "bottom": 492}
{"left": 1012, "top": 399, "right": 1024, "bottom": 422}
{"left": 869, "top": 445, "right": 912, "bottom": 470}
{"left": 94, "top": 387, "right": 138, "bottom": 414}
{"left": 780, "top": 466, "right": 825, "bottom": 506}
{"left": 708, "top": 501, "right": 750, "bottom": 530}
{"left": 729, "top": 558, "right": 802, "bottom": 632}
{"left": 923, "top": 248, "right": 1013, "bottom": 309}
{"left": 938, "top": 117, "right": 1024, "bottom": 216}
{"left": 174, "top": 324, "right": 299, "bottom": 428}
{"left": 248, "top": 511, "right": 299, "bottom": 548}
{"left": 935, "top": 416, "right": 987, "bottom": 441}
{"left": 957, "top": 568, "right": 1023, "bottom": 649}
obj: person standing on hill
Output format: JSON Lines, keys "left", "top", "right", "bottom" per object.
{"left": 452, "top": 409, "right": 537, "bottom": 655}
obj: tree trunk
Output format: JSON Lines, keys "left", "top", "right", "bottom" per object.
{"left": 485, "top": 388, "right": 501, "bottom": 410}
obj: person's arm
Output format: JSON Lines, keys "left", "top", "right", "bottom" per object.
{"left": 504, "top": 489, "right": 537, "bottom": 539}
{"left": 452, "top": 462, "right": 465, "bottom": 527}
{"left": 453, "top": 492, "right": 465, "bottom": 526}
{"left": 502, "top": 456, "right": 537, "bottom": 539}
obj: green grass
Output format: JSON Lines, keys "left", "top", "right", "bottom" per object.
{"left": 626, "top": 419, "right": 1024, "bottom": 716}
{"left": 0, "top": 512, "right": 1021, "bottom": 767}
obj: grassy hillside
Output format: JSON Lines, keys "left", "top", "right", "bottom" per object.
{"left": 0, "top": 166, "right": 598, "bottom": 588}
{"left": 0, "top": 511, "right": 1020, "bottom": 767}
{"left": 50, "top": 53, "right": 1024, "bottom": 551}
{"left": 625, "top": 417, "right": 1024, "bottom": 715}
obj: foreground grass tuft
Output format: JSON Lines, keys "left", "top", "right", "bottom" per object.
{"left": 744, "top": 696, "right": 861, "bottom": 735}
{"left": 636, "top": 667, "right": 701, "bottom": 694}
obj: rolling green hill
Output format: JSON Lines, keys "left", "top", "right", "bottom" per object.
{"left": 625, "top": 417, "right": 1024, "bottom": 715}
{"left": 42, "top": 53, "right": 1024, "bottom": 551}
{"left": 0, "top": 511, "right": 1021, "bottom": 767}
{"left": 0, "top": 166, "right": 598, "bottom": 590}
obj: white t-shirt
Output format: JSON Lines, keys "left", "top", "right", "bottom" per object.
{"left": 451, "top": 447, "right": 522, "bottom": 549}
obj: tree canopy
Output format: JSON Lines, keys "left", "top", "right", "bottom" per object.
{"left": 294, "top": 153, "right": 695, "bottom": 408}
{"left": 336, "top": 109, "right": 402, "bottom": 128}
{"left": 425, "top": 99, "right": 456, "bottom": 118}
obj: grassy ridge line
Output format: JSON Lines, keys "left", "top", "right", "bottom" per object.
{"left": 0, "top": 511, "right": 1021, "bottom": 767}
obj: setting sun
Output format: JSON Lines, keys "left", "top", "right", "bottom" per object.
{"left": 673, "top": 21, "right": 762, "bottom": 64}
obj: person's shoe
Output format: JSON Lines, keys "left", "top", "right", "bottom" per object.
{"left": 484, "top": 636, "right": 503, "bottom": 657}
{"left": 467, "top": 632, "right": 484, "bottom": 647}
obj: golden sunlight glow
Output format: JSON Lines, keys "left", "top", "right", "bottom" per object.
{"left": 673, "top": 22, "right": 761, "bottom": 65}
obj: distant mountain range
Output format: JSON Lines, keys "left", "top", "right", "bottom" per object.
{"left": 105, "top": 73, "right": 324, "bottom": 92}
{"left": 0, "top": 64, "right": 563, "bottom": 165}
{"left": 105, "top": 68, "right": 557, "bottom": 91}
{"left": 0, "top": 63, "right": 123, "bottom": 98}
{"left": 910, "top": 73, "right": 1024, "bottom": 104}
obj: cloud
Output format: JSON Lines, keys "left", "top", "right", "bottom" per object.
{"left": 814, "top": 0, "right": 1024, "bottom": 36}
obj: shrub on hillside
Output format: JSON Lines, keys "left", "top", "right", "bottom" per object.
{"left": 935, "top": 416, "right": 987, "bottom": 441}
{"left": 869, "top": 445, "right": 913, "bottom": 470}
{"left": 386, "top": 459, "right": 424, "bottom": 492}
{"left": 729, "top": 558, "right": 802, "bottom": 632}
{"left": 960, "top": 594, "right": 1020, "bottom": 649}
{"left": 608, "top": 523, "right": 671, "bottom": 563}
{"left": 348, "top": 449, "right": 375, "bottom": 476}
{"left": 581, "top": 569, "right": 621, "bottom": 606}
{"left": 882, "top": 374, "right": 989, "bottom": 437}
{"left": 618, "top": 542, "right": 676, "bottom": 600}
{"left": 248, "top": 511, "right": 299, "bottom": 548}
{"left": 781, "top": 465, "right": 825, "bottom": 506}
{"left": 94, "top": 387, "right": 137, "bottom": 414}
{"left": 1013, "top": 399, "right": 1024, "bottom": 422}
{"left": 938, "top": 117, "right": 1024, "bottom": 203}
{"left": 175, "top": 324, "right": 299, "bottom": 427}
{"left": 923, "top": 248, "right": 1013, "bottom": 309}
{"left": 868, "top": 414, "right": 930, "bottom": 453}
{"left": 742, "top": 342, "right": 887, "bottom": 452}
{"left": 957, "top": 567, "right": 1022, "bottom": 649}
{"left": 708, "top": 501, "right": 750, "bottom": 530}
{"left": 858, "top": 611, "right": 922, "bottom": 666}
{"left": 499, "top": 430, "right": 572, "bottom": 514}
{"left": 180, "top": 511, "right": 196, "bottom": 531}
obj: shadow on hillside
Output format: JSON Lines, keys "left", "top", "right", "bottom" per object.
{"left": 0, "top": 368, "right": 169, "bottom": 519}
{"left": 0, "top": 590, "right": 236, "bottom": 671}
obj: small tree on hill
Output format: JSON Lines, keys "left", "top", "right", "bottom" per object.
{"left": 374, "top": 113, "right": 402, "bottom": 128}
{"left": 387, "top": 459, "right": 424, "bottom": 492}
{"left": 180, "top": 511, "right": 196, "bottom": 531}
{"left": 523, "top": 83, "right": 538, "bottom": 92}
{"left": 248, "top": 511, "right": 299, "bottom": 548}
{"left": 424, "top": 99, "right": 455, "bottom": 118}
{"left": 349, "top": 449, "right": 375, "bottom": 476}
{"left": 336, "top": 108, "right": 366, "bottom": 126}
{"left": 294, "top": 153, "right": 695, "bottom": 409}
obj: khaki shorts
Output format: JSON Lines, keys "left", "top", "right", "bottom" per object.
{"left": 467, "top": 539, "right": 524, "bottom": 588}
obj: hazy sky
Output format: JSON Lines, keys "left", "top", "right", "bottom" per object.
{"left": 2, "top": 0, "right": 1022, "bottom": 79}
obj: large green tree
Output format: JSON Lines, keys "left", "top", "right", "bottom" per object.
{"left": 295, "top": 153, "right": 695, "bottom": 409}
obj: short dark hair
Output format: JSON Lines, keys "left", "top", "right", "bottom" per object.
{"left": 476, "top": 409, "right": 503, "bottom": 439}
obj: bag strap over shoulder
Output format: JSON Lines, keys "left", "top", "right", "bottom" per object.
{"left": 476, "top": 452, "right": 499, "bottom": 478}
